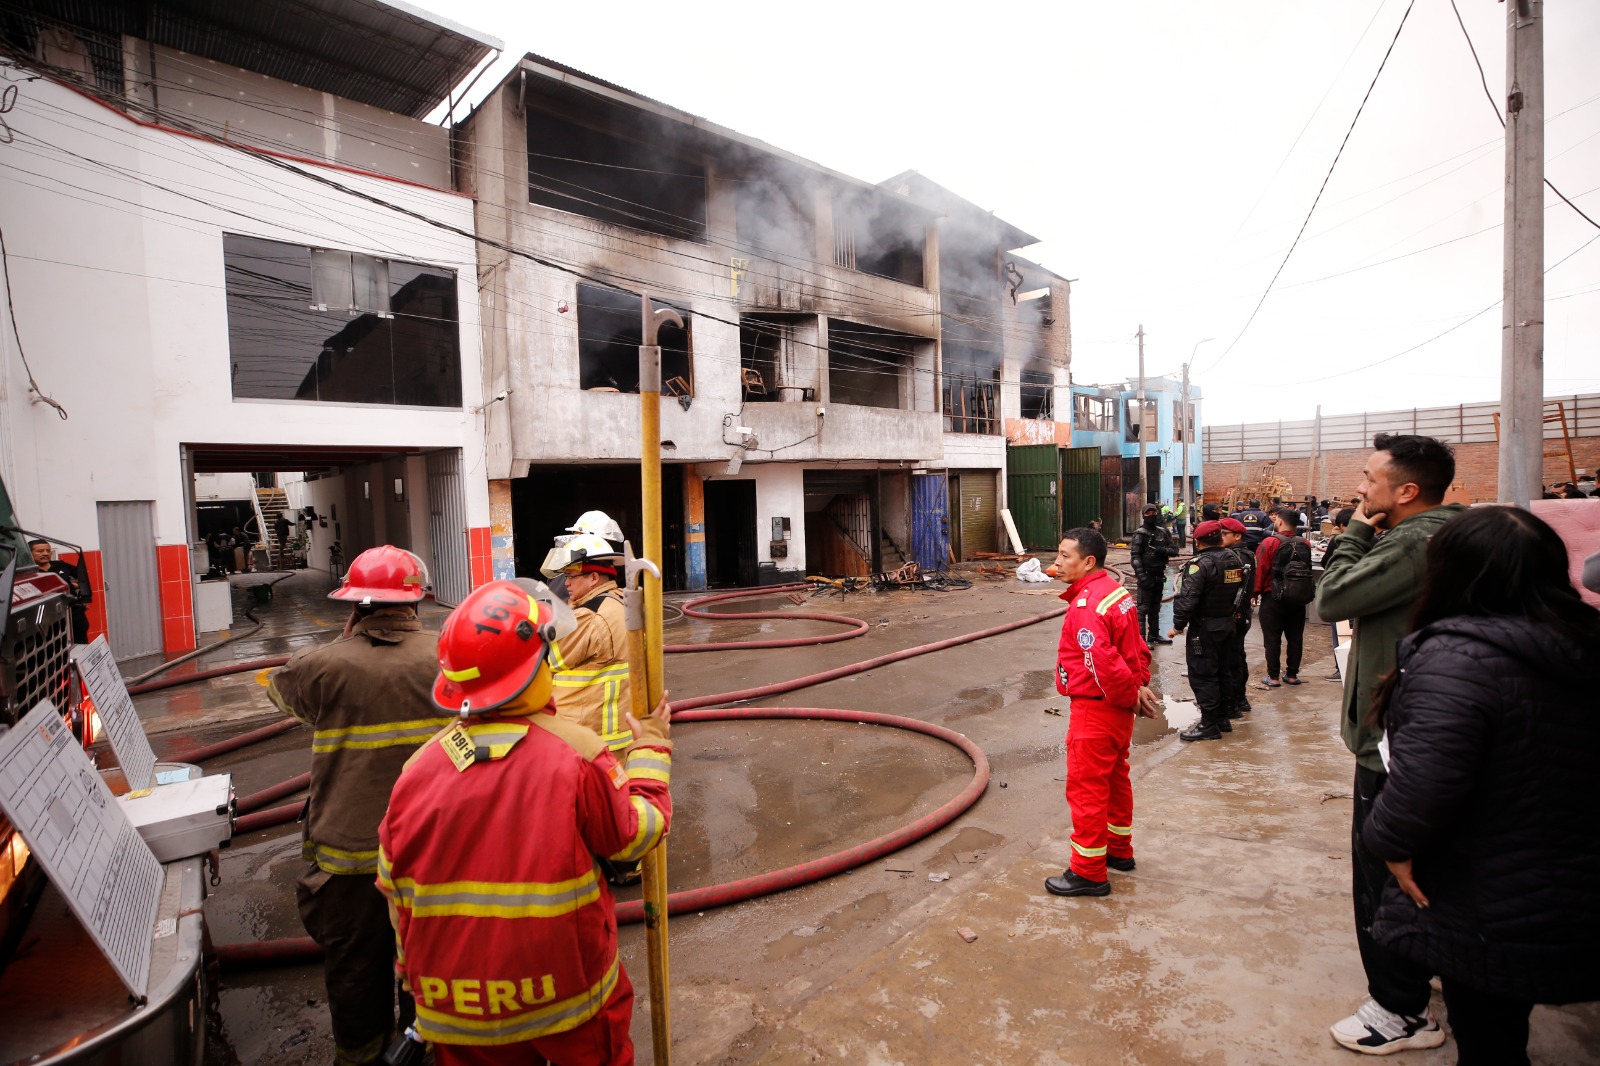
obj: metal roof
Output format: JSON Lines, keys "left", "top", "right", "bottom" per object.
{"left": 9, "top": 0, "right": 501, "bottom": 117}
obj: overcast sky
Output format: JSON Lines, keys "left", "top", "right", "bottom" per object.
{"left": 438, "top": 0, "right": 1600, "bottom": 425}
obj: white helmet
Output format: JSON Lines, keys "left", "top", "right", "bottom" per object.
{"left": 566, "top": 510, "right": 624, "bottom": 545}
{"left": 540, "top": 532, "right": 623, "bottom": 578}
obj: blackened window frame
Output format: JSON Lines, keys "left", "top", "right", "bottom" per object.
{"left": 222, "top": 234, "right": 463, "bottom": 409}
{"left": 576, "top": 283, "right": 693, "bottom": 395}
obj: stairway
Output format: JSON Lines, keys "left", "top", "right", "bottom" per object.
{"left": 879, "top": 531, "right": 908, "bottom": 570}
{"left": 256, "top": 488, "right": 293, "bottom": 569}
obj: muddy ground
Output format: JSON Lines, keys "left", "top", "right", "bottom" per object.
{"left": 124, "top": 560, "right": 1600, "bottom": 1065}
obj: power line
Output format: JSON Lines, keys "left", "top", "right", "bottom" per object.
{"left": 1447, "top": 0, "right": 1600, "bottom": 232}
{"left": 1201, "top": 0, "right": 1418, "bottom": 375}
{"left": 0, "top": 220, "right": 66, "bottom": 418}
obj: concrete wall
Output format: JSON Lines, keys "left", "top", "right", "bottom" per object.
{"left": 696, "top": 462, "right": 808, "bottom": 575}
{"left": 0, "top": 63, "right": 487, "bottom": 652}
{"left": 151, "top": 46, "right": 452, "bottom": 189}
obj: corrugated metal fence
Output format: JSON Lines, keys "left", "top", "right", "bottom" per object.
{"left": 1204, "top": 393, "right": 1600, "bottom": 463}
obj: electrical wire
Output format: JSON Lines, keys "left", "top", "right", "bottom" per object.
{"left": 1447, "top": 0, "right": 1600, "bottom": 233}
{"left": 0, "top": 220, "right": 66, "bottom": 418}
{"left": 1201, "top": 0, "right": 1418, "bottom": 376}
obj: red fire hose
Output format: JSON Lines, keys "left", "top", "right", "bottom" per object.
{"left": 236, "top": 772, "right": 311, "bottom": 814}
{"left": 666, "top": 584, "right": 868, "bottom": 653}
{"left": 127, "top": 657, "right": 290, "bottom": 696}
{"left": 162, "top": 717, "right": 302, "bottom": 763}
{"left": 234, "top": 800, "right": 305, "bottom": 834}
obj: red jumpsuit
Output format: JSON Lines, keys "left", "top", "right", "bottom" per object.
{"left": 1054, "top": 568, "right": 1151, "bottom": 881}
{"left": 377, "top": 696, "right": 671, "bottom": 1066}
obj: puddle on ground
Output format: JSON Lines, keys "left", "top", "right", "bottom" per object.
{"left": 947, "top": 669, "right": 1059, "bottom": 721}
{"left": 763, "top": 890, "right": 894, "bottom": 961}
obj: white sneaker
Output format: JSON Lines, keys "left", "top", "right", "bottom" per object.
{"left": 1330, "top": 998, "right": 1446, "bottom": 1055}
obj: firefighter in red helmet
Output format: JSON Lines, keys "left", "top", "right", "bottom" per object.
{"left": 267, "top": 545, "right": 451, "bottom": 1065}
{"left": 378, "top": 578, "right": 673, "bottom": 1065}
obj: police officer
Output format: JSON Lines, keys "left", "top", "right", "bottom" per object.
{"left": 1230, "top": 499, "right": 1271, "bottom": 549}
{"left": 1169, "top": 520, "right": 1246, "bottom": 741}
{"left": 1218, "top": 517, "right": 1256, "bottom": 717}
{"left": 267, "top": 546, "right": 450, "bottom": 1066}
{"left": 1129, "top": 504, "right": 1179, "bottom": 645}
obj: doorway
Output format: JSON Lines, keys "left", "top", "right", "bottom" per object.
{"left": 703, "top": 480, "right": 757, "bottom": 588}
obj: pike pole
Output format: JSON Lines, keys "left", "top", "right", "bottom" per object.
{"left": 629, "top": 291, "right": 681, "bottom": 1065}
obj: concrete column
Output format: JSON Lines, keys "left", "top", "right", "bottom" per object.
{"left": 684, "top": 468, "right": 707, "bottom": 591}
{"left": 488, "top": 479, "right": 516, "bottom": 580}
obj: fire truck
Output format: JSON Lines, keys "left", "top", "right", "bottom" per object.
{"left": 0, "top": 476, "right": 207, "bottom": 1064}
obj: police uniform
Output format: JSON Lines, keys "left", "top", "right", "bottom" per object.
{"left": 1171, "top": 530, "right": 1246, "bottom": 739}
{"left": 268, "top": 607, "right": 449, "bottom": 1065}
{"left": 1128, "top": 516, "right": 1179, "bottom": 643}
{"left": 1221, "top": 524, "right": 1257, "bottom": 716}
{"left": 378, "top": 684, "right": 671, "bottom": 1065}
{"left": 550, "top": 577, "right": 632, "bottom": 754}
{"left": 1230, "top": 507, "right": 1271, "bottom": 549}
{"left": 1051, "top": 568, "right": 1150, "bottom": 886}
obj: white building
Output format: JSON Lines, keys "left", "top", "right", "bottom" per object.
{"left": 0, "top": 2, "right": 500, "bottom": 658}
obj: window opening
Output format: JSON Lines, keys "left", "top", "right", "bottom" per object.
{"left": 1020, "top": 368, "right": 1054, "bottom": 421}
{"left": 828, "top": 320, "right": 917, "bottom": 410}
{"left": 527, "top": 108, "right": 707, "bottom": 241}
{"left": 1072, "top": 394, "right": 1117, "bottom": 433}
{"left": 577, "top": 283, "right": 691, "bottom": 394}
{"left": 1125, "top": 397, "right": 1159, "bottom": 443}
{"left": 223, "top": 234, "right": 461, "bottom": 407}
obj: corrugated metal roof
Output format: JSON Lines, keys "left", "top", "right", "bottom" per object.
{"left": 7, "top": 0, "right": 501, "bottom": 117}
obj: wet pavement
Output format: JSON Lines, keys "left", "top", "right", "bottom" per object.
{"left": 116, "top": 556, "right": 1600, "bottom": 1065}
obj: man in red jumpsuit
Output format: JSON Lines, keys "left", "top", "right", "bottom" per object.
{"left": 1045, "top": 526, "right": 1160, "bottom": 898}
{"left": 377, "top": 578, "right": 672, "bottom": 1065}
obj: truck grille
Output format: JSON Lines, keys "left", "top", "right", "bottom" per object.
{"left": 3, "top": 593, "right": 73, "bottom": 727}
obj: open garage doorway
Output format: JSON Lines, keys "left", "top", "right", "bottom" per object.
{"left": 511, "top": 464, "right": 686, "bottom": 590}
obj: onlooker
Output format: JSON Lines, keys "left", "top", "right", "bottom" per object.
{"left": 207, "top": 529, "right": 234, "bottom": 575}
{"left": 1362, "top": 506, "right": 1600, "bottom": 1066}
{"left": 231, "top": 525, "right": 253, "bottom": 573}
{"left": 1316, "top": 433, "right": 1463, "bottom": 1055}
{"left": 1172, "top": 496, "right": 1188, "bottom": 550}
{"left": 1322, "top": 507, "right": 1354, "bottom": 681}
{"left": 1253, "top": 508, "right": 1312, "bottom": 687}
{"left": 29, "top": 539, "right": 90, "bottom": 643}
{"left": 1042, "top": 527, "right": 1158, "bottom": 897}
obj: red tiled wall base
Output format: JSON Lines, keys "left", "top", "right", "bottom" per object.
{"left": 156, "top": 544, "right": 196, "bottom": 654}
{"left": 467, "top": 527, "right": 493, "bottom": 589}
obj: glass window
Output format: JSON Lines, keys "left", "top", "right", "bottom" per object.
{"left": 224, "top": 235, "right": 461, "bottom": 407}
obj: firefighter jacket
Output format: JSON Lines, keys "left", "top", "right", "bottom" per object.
{"left": 1053, "top": 568, "right": 1150, "bottom": 713}
{"left": 550, "top": 579, "right": 632, "bottom": 753}
{"left": 1128, "top": 523, "right": 1177, "bottom": 580}
{"left": 377, "top": 691, "right": 671, "bottom": 1047}
{"left": 267, "top": 608, "right": 448, "bottom": 875}
{"left": 1172, "top": 548, "right": 1247, "bottom": 632}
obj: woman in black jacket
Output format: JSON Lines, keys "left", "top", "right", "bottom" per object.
{"left": 1362, "top": 506, "right": 1600, "bottom": 1065}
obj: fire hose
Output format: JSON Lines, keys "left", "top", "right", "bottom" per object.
{"left": 666, "top": 584, "right": 867, "bottom": 652}
{"left": 208, "top": 604, "right": 1065, "bottom": 972}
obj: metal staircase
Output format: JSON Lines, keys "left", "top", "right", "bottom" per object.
{"left": 255, "top": 487, "right": 292, "bottom": 569}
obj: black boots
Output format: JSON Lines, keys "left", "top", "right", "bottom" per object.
{"left": 1045, "top": 870, "right": 1111, "bottom": 897}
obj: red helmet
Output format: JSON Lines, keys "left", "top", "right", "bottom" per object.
{"left": 433, "top": 579, "right": 577, "bottom": 715}
{"left": 329, "top": 545, "right": 429, "bottom": 604}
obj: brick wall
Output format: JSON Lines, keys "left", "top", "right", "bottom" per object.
{"left": 1205, "top": 439, "right": 1600, "bottom": 504}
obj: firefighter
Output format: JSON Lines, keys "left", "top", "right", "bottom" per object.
{"left": 1218, "top": 517, "right": 1256, "bottom": 718}
{"left": 1043, "top": 526, "right": 1159, "bottom": 898}
{"left": 378, "top": 578, "right": 672, "bottom": 1066}
{"left": 266, "top": 545, "right": 449, "bottom": 1066}
{"left": 1169, "top": 521, "right": 1246, "bottom": 741}
{"left": 1129, "top": 504, "right": 1179, "bottom": 645}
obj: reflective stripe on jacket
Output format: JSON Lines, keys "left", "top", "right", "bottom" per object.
{"left": 267, "top": 608, "right": 448, "bottom": 875}
{"left": 378, "top": 700, "right": 672, "bottom": 1047}
{"left": 549, "top": 581, "right": 632, "bottom": 752}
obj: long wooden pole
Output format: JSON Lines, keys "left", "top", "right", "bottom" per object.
{"left": 636, "top": 292, "right": 680, "bottom": 1065}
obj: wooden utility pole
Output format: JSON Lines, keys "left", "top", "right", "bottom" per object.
{"left": 1498, "top": 0, "right": 1544, "bottom": 507}
{"left": 1136, "top": 325, "right": 1147, "bottom": 510}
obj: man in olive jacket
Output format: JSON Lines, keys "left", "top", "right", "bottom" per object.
{"left": 1315, "top": 433, "right": 1463, "bottom": 1056}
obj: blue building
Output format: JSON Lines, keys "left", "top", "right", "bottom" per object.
{"left": 1068, "top": 376, "right": 1203, "bottom": 537}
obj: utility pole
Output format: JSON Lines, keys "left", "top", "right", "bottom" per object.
{"left": 1182, "top": 338, "right": 1213, "bottom": 532}
{"left": 1498, "top": 0, "right": 1544, "bottom": 507}
{"left": 1136, "top": 325, "right": 1147, "bottom": 513}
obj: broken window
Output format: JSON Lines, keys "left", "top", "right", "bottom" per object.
{"left": 740, "top": 316, "right": 811, "bottom": 402}
{"left": 1173, "top": 400, "right": 1197, "bottom": 442}
{"left": 941, "top": 294, "right": 1000, "bottom": 434}
{"left": 834, "top": 192, "right": 925, "bottom": 287}
{"left": 1125, "top": 398, "right": 1159, "bottom": 443}
{"left": 828, "top": 320, "right": 917, "bottom": 410}
{"left": 577, "top": 283, "right": 691, "bottom": 394}
{"left": 527, "top": 109, "right": 707, "bottom": 241}
{"left": 734, "top": 178, "right": 813, "bottom": 262}
{"left": 223, "top": 234, "right": 461, "bottom": 407}
{"left": 1020, "top": 369, "right": 1054, "bottom": 420}
{"left": 1072, "top": 394, "right": 1117, "bottom": 432}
